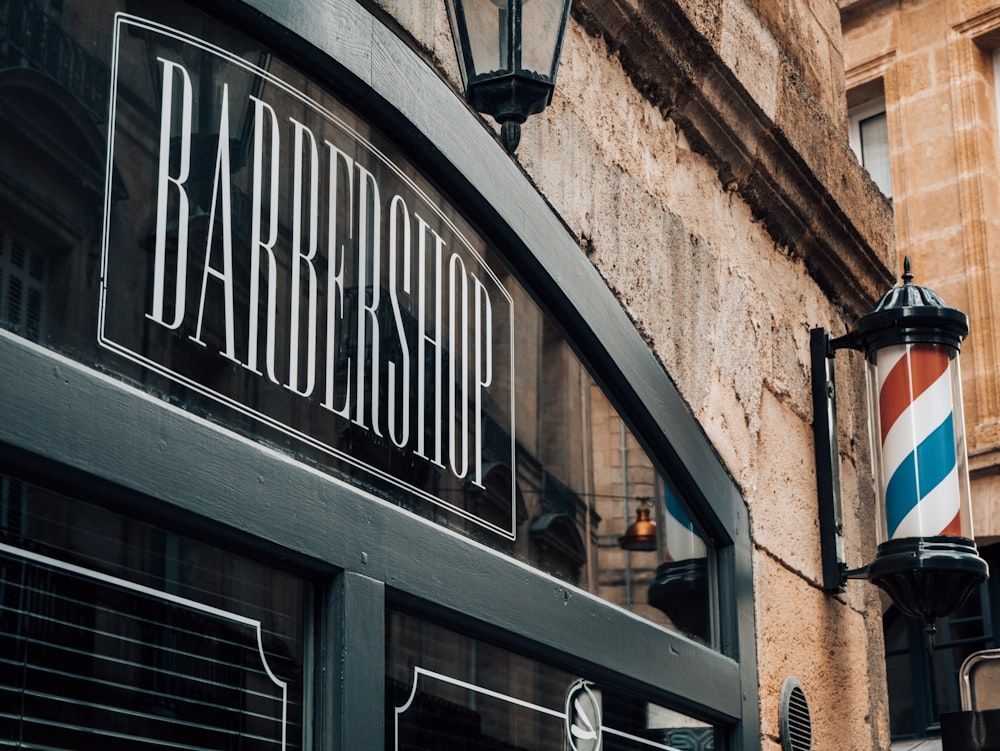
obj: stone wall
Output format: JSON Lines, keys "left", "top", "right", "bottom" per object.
{"left": 373, "top": 0, "right": 895, "bottom": 747}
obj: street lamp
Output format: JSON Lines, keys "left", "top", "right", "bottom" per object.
{"left": 812, "top": 258, "right": 988, "bottom": 637}
{"left": 444, "top": 0, "right": 573, "bottom": 153}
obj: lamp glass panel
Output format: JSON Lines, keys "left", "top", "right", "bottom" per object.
{"left": 457, "top": 0, "right": 510, "bottom": 77}
{"left": 520, "top": 0, "right": 568, "bottom": 79}
{"left": 866, "top": 342, "right": 973, "bottom": 542}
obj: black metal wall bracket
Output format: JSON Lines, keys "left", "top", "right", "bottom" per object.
{"left": 811, "top": 327, "right": 861, "bottom": 593}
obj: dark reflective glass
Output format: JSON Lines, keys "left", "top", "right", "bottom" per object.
{"left": 0, "top": 0, "right": 713, "bottom": 643}
{"left": 386, "top": 610, "right": 718, "bottom": 750}
{"left": 0, "top": 472, "right": 308, "bottom": 750}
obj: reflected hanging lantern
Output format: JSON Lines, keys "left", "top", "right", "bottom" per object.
{"left": 812, "top": 258, "right": 987, "bottom": 635}
{"left": 619, "top": 500, "right": 657, "bottom": 551}
{"left": 445, "top": 0, "right": 573, "bottom": 153}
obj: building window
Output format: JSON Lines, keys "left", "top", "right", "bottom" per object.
{"left": 0, "top": 223, "right": 47, "bottom": 343}
{"left": 2, "top": 0, "right": 716, "bottom": 646}
{"left": 848, "top": 98, "right": 893, "bottom": 199}
{"left": 885, "top": 543, "right": 1000, "bottom": 742}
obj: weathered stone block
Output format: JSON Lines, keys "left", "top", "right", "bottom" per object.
{"left": 752, "top": 389, "right": 824, "bottom": 584}
{"left": 755, "top": 553, "right": 888, "bottom": 750}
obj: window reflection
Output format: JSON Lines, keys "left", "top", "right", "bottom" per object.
{"left": 0, "top": 0, "right": 714, "bottom": 643}
{"left": 650, "top": 487, "right": 710, "bottom": 638}
{"left": 0, "top": 225, "right": 48, "bottom": 342}
{"left": 0, "top": 473, "right": 308, "bottom": 751}
{"left": 386, "top": 610, "right": 718, "bottom": 750}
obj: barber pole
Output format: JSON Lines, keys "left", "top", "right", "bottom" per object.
{"left": 849, "top": 258, "right": 985, "bottom": 633}
{"left": 812, "top": 258, "right": 987, "bottom": 633}
{"left": 876, "top": 342, "right": 963, "bottom": 541}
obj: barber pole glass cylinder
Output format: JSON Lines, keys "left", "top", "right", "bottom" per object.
{"left": 869, "top": 340, "right": 970, "bottom": 543}
{"left": 851, "top": 259, "right": 986, "bottom": 632}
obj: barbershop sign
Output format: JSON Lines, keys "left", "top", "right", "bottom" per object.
{"left": 100, "top": 15, "right": 516, "bottom": 538}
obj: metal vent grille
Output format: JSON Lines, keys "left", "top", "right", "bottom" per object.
{"left": 780, "top": 676, "right": 812, "bottom": 751}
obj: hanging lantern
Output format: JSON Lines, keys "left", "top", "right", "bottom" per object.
{"left": 812, "top": 258, "right": 987, "bottom": 635}
{"left": 444, "top": 0, "right": 573, "bottom": 153}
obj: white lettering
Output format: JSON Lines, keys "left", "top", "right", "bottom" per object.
{"left": 448, "top": 253, "right": 470, "bottom": 479}
{"left": 322, "top": 142, "right": 354, "bottom": 418}
{"left": 136, "top": 61, "right": 509, "bottom": 513}
{"left": 473, "top": 273, "right": 493, "bottom": 489}
{"left": 354, "top": 164, "right": 383, "bottom": 437}
{"left": 147, "top": 58, "right": 193, "bottom": 330}
{"left": 415, "top": 212, "right": 445, "bottom": 468}
{"left": 190, "top": 83, "right": 238, "bottom": 361}
{"left": 246, "top": 95, "right": 281, "bottom": 383}
{"left": 387, "top": 194, "right": 411, "bottom": 449}
{"left": 286, "top": 117, "right": 320, "bottom": 397}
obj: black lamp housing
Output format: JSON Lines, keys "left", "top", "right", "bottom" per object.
{"left": 812, "top": 258, "right": 987, "bottom": 633}
{"left": 445, "top": 0, "right": 573, "bottom": 153}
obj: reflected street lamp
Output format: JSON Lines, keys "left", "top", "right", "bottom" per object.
{"left": 445, "top": 0, "right": 573, "bottom": 153}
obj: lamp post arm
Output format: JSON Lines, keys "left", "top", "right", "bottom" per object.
{"left": 844, "top": 565, "right": 871, "bottom": 580}
{"left": 827, "top": 331, "right": 861, "bottom": 353}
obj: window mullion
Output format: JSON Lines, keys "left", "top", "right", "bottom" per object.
{"left": 330, "top": 571, "right": 385, "bottom": 751}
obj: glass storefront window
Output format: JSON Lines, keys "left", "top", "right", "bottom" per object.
{"left": 386, "top": 610, "right": 718, "bottom": 750}
{"left": 0, "top": 472, "right": 310, "bottom": 750}
{"left": 0, "top": 0, "right": 714, "bottom": 643}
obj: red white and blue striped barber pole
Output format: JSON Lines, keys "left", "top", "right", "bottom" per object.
{"left": 875, "top": 342, "right": 964, "bottom": 541}
{"left": 846, "top": 258, "right": 986, "bottom": 634}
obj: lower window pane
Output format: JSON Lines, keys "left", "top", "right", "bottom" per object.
{"left": 0, "top": 472, "right": 309, "bottom": 750}
{"left": 386, "top": 610, "right": 718, "bottom": 750}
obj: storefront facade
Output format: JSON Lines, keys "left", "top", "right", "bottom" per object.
{"left": 0, "top": 0, "right": 895, "bottom": 749}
